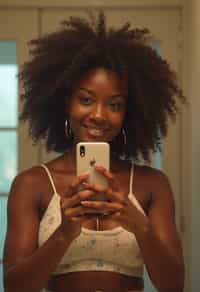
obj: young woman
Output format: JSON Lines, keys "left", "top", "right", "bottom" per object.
{"left": 3, "top": 12, "right": 185, "bottom": 292}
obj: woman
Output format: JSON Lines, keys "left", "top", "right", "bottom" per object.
{"left": 3, "top": 12, "right": 185, "bottom": 292}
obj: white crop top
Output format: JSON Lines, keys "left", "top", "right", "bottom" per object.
{"left": 38, "top": 163, "right": 145, "bottom": 278}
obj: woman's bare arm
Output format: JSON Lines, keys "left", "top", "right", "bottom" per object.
{"left": 3, "top": 168, "right": 73, "bottom": 292}
{"left": 134, "top": 168, "right": 184, "bottom": 292}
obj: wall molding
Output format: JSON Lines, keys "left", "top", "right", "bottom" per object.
{"left": 0, "top": 0, "right": 182, "bottom": 9}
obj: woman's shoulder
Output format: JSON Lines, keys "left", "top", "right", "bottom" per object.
{"left": 116, "top": 159, "right": 167, "bottom": 181}
{"left": 134, "top": 163, "right": 171, "bottom": 189}
{"left": 135, "top": 163, "right": 166, "bottom": 176}
{"left": 13, "top": 165, "right": 46, "bottom": 187}
{"left": 9, "top": 165, "right": 51, "bottom": 206}
{"left": 13, "top": 154, "right": 63, "bottom": 186}
{"left": 134, "top": 164, "right": 174, "bottom": 212}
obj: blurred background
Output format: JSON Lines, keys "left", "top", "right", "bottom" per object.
{"left": 0, "top": 0, "right": 198, "bottom": 291}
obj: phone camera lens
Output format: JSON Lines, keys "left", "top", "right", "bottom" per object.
{"left": 80, "top": 146, "right": 85, "bottom": 157}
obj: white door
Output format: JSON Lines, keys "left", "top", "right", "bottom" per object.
{"left": 40, "top": 8, "right": 182, "bottom": 292}
{"left": 0, "top": 9, "right": 39, "bottom": 291}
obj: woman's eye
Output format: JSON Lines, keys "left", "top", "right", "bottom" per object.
{"left": 109, "top": 102, "right": 123, "bottom": 111}
{"left": 79, "top": 96, "right": 93, "bottom": 105}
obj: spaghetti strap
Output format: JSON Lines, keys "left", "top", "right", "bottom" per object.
{"left": 41, "top": 164, "right": 57, "bottom": 194}
{"left": 128, "top": 163, "right": 146, "bottom": 216}
{"left": 129, "top": 162, "right": 134, "bottom": 195}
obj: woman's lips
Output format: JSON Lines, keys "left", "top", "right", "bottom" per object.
{"left": 83, "top": 125, "right": 108, "bottom": 137}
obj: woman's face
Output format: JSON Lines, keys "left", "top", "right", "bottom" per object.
{"left": 67, "top": 67, "right": 126, "bottom": 144}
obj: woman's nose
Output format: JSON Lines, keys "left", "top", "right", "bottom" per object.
{"left": 90, "top": 104, "right": 107, "bottom": 122}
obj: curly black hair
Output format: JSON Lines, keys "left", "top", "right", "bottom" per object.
{"left": 20, "top": 12, "right": 185, "bottom": 162}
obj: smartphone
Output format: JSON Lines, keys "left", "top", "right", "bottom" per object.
{"left": 76, "top": 142, "right": 110, "bottom": 202}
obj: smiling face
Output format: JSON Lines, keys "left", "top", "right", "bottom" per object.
{"left": 67, "top": 68, "right": 126, "bottom": 145}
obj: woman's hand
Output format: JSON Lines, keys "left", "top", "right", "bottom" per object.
{"left": 58, "top": 172, "right": 98, "bottom": 241}
{"left": 80, "top": 164, "right": 147, "bottom": 233}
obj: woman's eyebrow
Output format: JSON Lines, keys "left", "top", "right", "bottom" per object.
{"left": 110, "top": 94, "right": 126, "bottom": 99}
{"left": 79, "top": 87, "right": 95, "bottom": 96}
{"left": 79, "top": 87, "right": 125, "bottom": 98}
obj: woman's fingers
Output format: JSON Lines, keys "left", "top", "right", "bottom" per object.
{"left": 62, "top": 205, "right": 95, "bottom": 218}
{"left": 94, "top": 164, "right": 117, "bottom": 189}
{"left": 81, "top": 200, "right": 124, "bottom": 213}
{"left": 61, "top": 188, "right": 97, "bottom": 209}
{"left": 94, "top": 164, "right": 115, "bottom": 184}
{"left": 61, "top": 170, "right": 126, "bottom": 220}
{"left": 82, "top": 182, "right": 127, "bottom": 205}
{"left": 66, "top": 173, "right": 89, "bottom": 197}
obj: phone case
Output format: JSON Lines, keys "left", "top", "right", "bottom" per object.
{"left": 76, "top": 142, "right": 110, "bottom": 202}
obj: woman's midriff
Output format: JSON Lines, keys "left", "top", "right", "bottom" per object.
{"left": 47, "top": 271, "right": 144, "bottom": 292}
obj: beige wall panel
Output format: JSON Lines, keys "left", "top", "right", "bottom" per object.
{"left": 183, "top": 0, "right": 200, "bottom": 291}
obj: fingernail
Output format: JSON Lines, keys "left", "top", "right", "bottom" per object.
{"left": 82, "top": 182, "right": 89, "bottom": 187}
{"left": 80, "top": 172, "right": 89, "bottom": 179}
{"left": 94, "top": 163, "right": 101, "bottom": 167}
{"left": 94, "top": 164, "right": 102, "bottom": 170}
{"left": 81, "top": 201, "right": 90, "bottom": 205}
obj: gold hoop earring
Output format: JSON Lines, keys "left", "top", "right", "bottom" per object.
{"left": 122, "top": 128, "right": 127, "bottom": 146}
{"left": 65, "top": 119, "right": 72, "bottom": 139}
